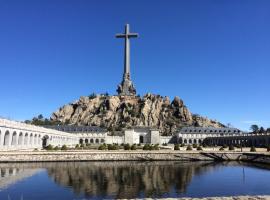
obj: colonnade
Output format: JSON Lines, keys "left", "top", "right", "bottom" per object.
{"left": 204, "top": 133, "right": 270, "bottom": 147}
{"left": 0, "top": 118, "right": 78, "bottom": 150}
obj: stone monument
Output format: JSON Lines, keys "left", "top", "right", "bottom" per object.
{"left": 116, "top": 24, "right": 138, "bottom": 96}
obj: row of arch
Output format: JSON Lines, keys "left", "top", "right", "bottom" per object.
{"left": 0, "top": 130, "right": 42, "bottom": 147}
{"left": 182, "top": 139, "right": 203, "bottom": 144}
{"left": 79, "top": 138, "right": 105, "bottom": 144}
{"left": 204, "top": 136, "right": 270, "bottom": 147}
{"left": 0, "top": 129, "right": 78, "bottom": 149}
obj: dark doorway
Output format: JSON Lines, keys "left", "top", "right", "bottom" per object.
{"left": 139, "top": 136, "right": 144, "bottom": 144}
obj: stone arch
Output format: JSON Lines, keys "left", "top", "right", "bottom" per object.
{"left": 4, "top": 131, "right": 10, "bottom": 146}
{"left": 198, "top": 139, "right": 202, "bottom": 144}
{"left": 18, "top": 132, "right": 23, "bottom": 145}
{"left": 29, "top": 133, "right": 33, "bottom": 145}
{"left": 11, "top": 131, "right": 17, "bottom": 146}
{"left": 95, "top": 139, "right": 99, "bottom": 144}
{"left": 24, "top": 133, "right": 29, "bottom": 145}
{"left": 38, "top": 135, "right": 41, "bottom": 144}
{"left": 42, "top": 135, "right": 49, "bottom": 148}
{"left": 193, "top": 139, "right": 197, "bottom": 144}
{"left": 90, "top": 139, "right": 94, "bottom": 143}
{"left": 189, "top": 139, "right": 192, "bottom": 144}
{"left": 85, "top": 139, "right": 89, "bottom": 144}
{"left": 101, "top": 139, "right": 105, "bottom": 143}
{"left": 79, "top": 139, "right": 83, "bottom": 144}
{"left": 184, "top": 139, "right": 187, "bottom": 144}
{"left": 34, "top": 134, "right": 37, "bottom": 145}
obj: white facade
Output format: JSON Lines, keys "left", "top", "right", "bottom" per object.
{"left": 0, "top": 118, "right": 78, "bottom": 150}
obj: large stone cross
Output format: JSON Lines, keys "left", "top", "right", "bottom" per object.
{"left": 116, "top": 24, "right": 138, "bottom": 80}
{"left": 116, "top": 24, "right": 138, "bottom": 96}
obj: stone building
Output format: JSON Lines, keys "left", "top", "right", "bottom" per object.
{"left": 177, "top": 127, "right": 242, "bottom": 145}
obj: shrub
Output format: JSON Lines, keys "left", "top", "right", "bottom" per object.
{"left": 229, "top": 145, "right": 235, "bottom": 151}
{"left": 219, "top": 147, "right": 224, "bottom": 151}
{"left": 75, "top": 144, "right": 80, "bottom": 149}
{"left": 192, "top": 144, "right": 198, "bottom": 148}
{"left": 131, "top": 144, "right": 137, "bottom": 150}
{"left": 33, "top": 148, "right": 38, "bottom": 151}
{"left": 235, "top": 144, "right": 241, "bottom": 148}
{"left": 222, "top": 144, "right": 228, "bottom": 148}
{"left": 108, "top": 144, "right": 119, "bottom": 150}
{"left": 46, "top": 144, "right": 53, "bottom": 150}
{"left": 61, "top": 145, "right": 68, "bottom": 151}
{"left": 98, "top": 144, "right": 107, "bottom": 150}
{"left": 143, "top": 144, "right": 150, "bottom": 150}
{"left": 197, "top": 146, "right": 203, "bottom": 151}
{"left": 80, "top": 144, "right": 85, "bottom": 148}
{"left": 250, "top": 146, "right": 256, "bottom": 152}
{"left": 180, "top": 143, "right": 185, "bottom": 147}
{"left": 174, "top": 144, "right": 180, "bottom": 150}
{"left": 162, "top": 143, "right": 168, "bottom": 146}
{"left": 267, "top": 146, "right": 270, "bottom": 152}
{"left": 153, "top": 144, "right": 159, "bottom": 150}
{"left": 202, "top": 143, "right": 207, "bottom": 148}
{"left": 186, "top": 145, "right": 193, "bottom": 151}
{"left": 53, "top": 146, "right": 60, "bottom": 151}
{"left": 124, "top": 144, "right": 131, "bottom": 150}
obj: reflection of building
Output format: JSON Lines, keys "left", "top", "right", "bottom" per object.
{"left": 45, "top": 161, "right": 216, "bottom": 198}
{"left": 0, "top": 165, "right": 42, "bottom": 189}
{"left": 177, "top": 127, "right": 242, "bottom": 145}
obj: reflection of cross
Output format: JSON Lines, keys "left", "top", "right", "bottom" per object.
{"left": 116, "top": 24, "right": 138, "bottom": 80}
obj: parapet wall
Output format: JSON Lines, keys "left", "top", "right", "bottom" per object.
{"left": 0, "top": 151, "right": 270, "bottom": 164}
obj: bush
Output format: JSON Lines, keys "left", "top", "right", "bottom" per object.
{"left": 219, "top": 147, "right": 224, "bottom": 151}
{"left": 186, "top": 145, "right": 193, "bottom": 151}
{"left": 75, "top": 144, "right": 80, "bottom": 149}
{"left": 180, "top": 143, "right": 185, "bottom": 147}
{"left": 61, "top": 145, "right": 68, "bottom": 151}
{"left": 98, "top": 144, "right": 107, "bottom": 150}
{"left": 202, "top": 143, "right": 207, "bottom": 148}
{"left": 131, "top": 144, "right": 137, "bottom": 150}
{"left": 229, "top": 145, "right": 235, "bottom": 151}
{"left": 267, "top": 146, "right": 270, "bottom": 152}
{"left": 124, "top": 144, "right": 131, "bottom": 150}
{"left": 222, "top": 144, "right": 228, "bottom": 148}
{"left": 192, "top": 144, "right": 198, "bottom": 148}
{"left": 80, "top": 144, "right": 85, "bottom": 148}
{"left": 33, "top": 148, "right": 38, "bottom": 151}
{"left": 197, "top": 146, "right": 203, "bottom": 151}
{"left": 174, "top": 144, "right": 180, "bottom": 150}
{"left": 153, "top": 144, "right": 159, "bottom": 150}
{"left": 162, "top": 143, "right": 168, "bottom": 146}
{"left": 143, "top": 144, "right": 151, "bottom": 150}
{"left": 46, "top": 144, "right": 53, "bottom": 150}
{"left": 108, "top": 144, "right": 119, "bottom": 150}
{"left": 250, "top": 146, "right": 256, "bottom": 152}
{"left": 53, "top": 146, "right": 60, "bottom": 151}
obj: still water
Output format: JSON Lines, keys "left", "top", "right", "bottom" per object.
{"left": 0, "top": 161, "right": 269, "bottom": 199}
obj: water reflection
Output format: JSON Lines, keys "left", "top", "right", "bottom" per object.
{"left": 0, "top": 161, "right": 268, "bottom": 199}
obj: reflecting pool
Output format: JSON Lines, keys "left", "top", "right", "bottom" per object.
{"left": 0, "top": 161, "right": 270, "bottom": 199}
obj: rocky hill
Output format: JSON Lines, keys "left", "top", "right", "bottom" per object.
{"left": 50, "top": 93, "right": 225, "bottom": 135}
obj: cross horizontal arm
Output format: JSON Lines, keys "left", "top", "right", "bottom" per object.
{"left": 115, "top": 34, "right": 126, "bottom": 38}
{"left": 128, "top": 33, "right": 139, "bottom": 38}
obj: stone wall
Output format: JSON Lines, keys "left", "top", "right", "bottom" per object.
{"left": 0, "top": 151, "right": 270, "bottom": 164}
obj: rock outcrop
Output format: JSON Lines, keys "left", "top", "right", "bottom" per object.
{"left": 51, "top": 93, "right": 225, "bottom": 135}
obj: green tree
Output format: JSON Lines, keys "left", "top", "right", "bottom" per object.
{"left": 250, "top": 125, "right": 259, "bottom": 133}
{"left": 259, "top": 127, "right": 265, "bottom": 133}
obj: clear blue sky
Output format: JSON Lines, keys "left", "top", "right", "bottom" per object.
{"left": 0, "top": 0, "right": 269, "bottom": 131}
